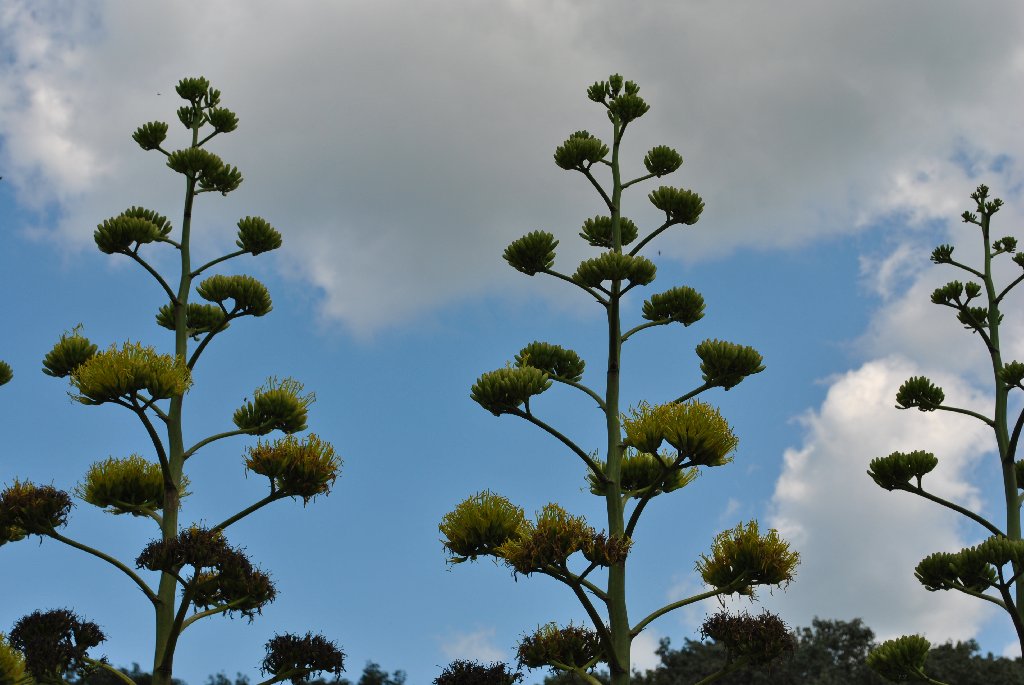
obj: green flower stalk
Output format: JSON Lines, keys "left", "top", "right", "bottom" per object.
{"left": 1, "top": 77, "right": 344, "bottom": 685}
{"left": 439, "top": 74, "right": 797, "bottom": 685}
{"left": 865, "top": 185, "right": 1024, "bottom": 683}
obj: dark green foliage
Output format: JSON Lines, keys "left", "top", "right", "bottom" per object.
{"left": 435, "top": 659, "right": 523, "bottom": 685}
{"left": 537, "top": 617, "right": 1024, "bottom": 685}
{"left": 0, "top": 360, "right": 11, "bottom": 386}
{"left": 260, "top": 632, "right": 345, "bottom": 684}
{"left": 10, "top": 608, "right": 105, "bottom": 683}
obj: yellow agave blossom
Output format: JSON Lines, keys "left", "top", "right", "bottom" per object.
{"left": 70, "top": 340, "right": 191, "bottom": 404}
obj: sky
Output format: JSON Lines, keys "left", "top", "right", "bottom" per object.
{"left": 2, "top": 1, "right": 1024, "bottom": 683}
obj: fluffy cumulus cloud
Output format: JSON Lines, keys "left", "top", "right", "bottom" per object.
{"left": 438, "top": 626, "right": 506, "bottom": 666}
{"left": 667, "top": 354, "right": 1008, "bottom": 650}
{"left": 2, "top": 1, "right": 1024, "bottom": 336}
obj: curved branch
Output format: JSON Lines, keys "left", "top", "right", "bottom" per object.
{"left": 135, "top": 393, "right": 170, "bottom": 424}
{"left": 48, "top": 530, "right": 158, "bottom": 605}
{"left": 996, "top": 272, "right": 1024, "bottom": 305}
{"left": 505, "top": 407, "right": 609, "bottom": 484}
{"left": 558, "top": 563, "right": 609, "bottom": 603}
{"left": 901, "top": 483, "right": 1004, "bottom": 537}
{"left": 943, "top": 258, "right": 985, "bottom": 280}
{"left": 183, "top": 424, "right": 267, "bottom": 461}
{"left": 125, "top": 251, "right": 178, "bottom": 303}
{"left": 955, "top": 582, "right": 1009, "bottom": 610}
{"left": 629, "top": 221, "right": 673, "bottom": 258}
{"left": 82, "top": 658, "right": 138, "bottom": 685}
{"left": 211, "top": 491, "right": 289, "bottom": 534}
{"left": 129, "top": 395, "right": 170, "bottom": 474}
{"left": 191, "top": 248, "right": 248, "bottom": 279}
{"left": 621, "top": 320, "right": 668, "bottom": 343}
{"left": 930, "top": 404, "right": 996, "bottom": 428}
{"left": 579, "top": 168, "right": 615, "bottom": 213}
{"left": 187, "top": 319, "right": 232, "bottom": 370}
{"left": 672, "top": 381, "right": 716, "bottom": 405}
{"left": 550, "top": 376, "right": 607, "bottom": 412}
{"left": 539, "top": 268, "right": 609, "bottom": 307}
{"left": 544, "top": 563, "right": 620, "bottom": 676}
{"left": 621, "top": 172, "right": 660, "bottom": 191}
{"left": 630, "top": 575, "right": 750, "bottom": 638}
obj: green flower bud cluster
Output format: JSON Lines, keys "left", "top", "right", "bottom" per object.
{"left": 69, "top": 341, "right": 192, "bottom": 405}
{"left": 233, "top": 376, "right": 314, "bottom": 435}
{"left": 503, "top": 231, "right": 558, "bottom": 276}
{"left": 175, "top": 76, "right": 217, "bottom": 105}
{"left": 699, "top": 609, "right": 795, "bottom": 667}
{"left": 930, "top": 279, "right": 979, "bottom": 306}
{"left": 1001, "top": 363, "right": 1024, "bottom": 392}
{"left": 155, "top": 302, "right": 230, "bottom": 337}
{"left": 930, "top": 244, "right": 954, "bottom": 264}
{"left": 261, "top": 632, "right": 346, "bottom": 684}
{"left": 495, "top": 503, "right": 594, "bottom": 575}
{"left": 439, "top": 490, "right": 528, "bottom": 563}
{"left": 622, "top": 400, "right": 738, "bottom": 467}
{"left": 696, "top": 521, "right": 800, "bottom": 595}
{"left": 132, "top": 121, "right": 169, "bottom": 150}
{"left": 237, "top": 216, "right": 283, "bottom": 255}
{"left": 516, "top": 621, "right": 603, "bottom": 671}
{"left": 586, "top": 73, "right": 638, "bottom": 103}
{"left": 587, "top": 450, "right": 699, "bottom": 498}
{"left": 643, "top": 145, "right": 683, "bottom": 177}
{"left": 0, "top": 480, "right": 73, "bottom": 539}
{"left": 578, "top": 215, "right": 638, "bottom": 248}
{"left": 165, "top": 147, "right": 243, "bottom": 194}
{"left": 76, "top": 453, "right": 187, "bottom": 515}
{"left": 606, "top": 92, "right": 650, "bottom": 125}
{"left": 696, "top": 338, "right": 765, "bottom": 390}
{"left": 895, "top": 376, "right": 944, "bottom": 411}
{"left": 8, "top": 608, "right": 105, "bottom": 682}
{"left": 914, "top": 536, "right": 1024, "bottom": 593}
{"left": 470, "top": 366, "right": 551, "bottom": 416}
{"left": 553, "top": 130, "right": 609, "bottom": 171}
{"left": 865, "top": 634, "right": 933, "bottom": 682}
{"left": 514, "top": 341, "right": 585, "bottom": 382}
{"left": 648, "top": 186, "right": 704, "bottom": 225}
{"left": 572, "top": 252, "right": 656, "bottom": 288}
{"left": 957, "top": 305, "right": 999, "bottom": 330}
{"left": 993, "top": 235, "right": 1017, "bottom": 255}
{"left": 42, "top": 324, "right": 98, "bottom": 378}
{"left": 245, "top": 433, "right": 341, "bottom": 503}
{"left": 197, "top": 274, "right": 273, "bottom": 317}
{"left": 642, "top": 286, "right": 705, "bottom": 326}
{"left": 867, "top": 450, "right": 938, "bottom": 491}
{"left": 94, "top": 206, "right": 173, "bottom": 255}
{"left": 0, "top": 360, "right": 11, "bottom": 386}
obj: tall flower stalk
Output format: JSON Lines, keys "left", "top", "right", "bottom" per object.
{"left": 438, "top": 74, "right": 800, "bottom": 685}
{"left": 866, "top": 184, "right": 1024, "bottom": 684}
{"left": 0, "top": 77, "right": 344, "bottom": 685}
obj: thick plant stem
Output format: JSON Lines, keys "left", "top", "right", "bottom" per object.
{"left": 153, "top": 151, "right": 198, "bottom": 685}
{"left": 982, "top": 211, "right": 1024, "bottom": 646}
{"left": 605, "top": 117, "right": 631, "bottom": 685}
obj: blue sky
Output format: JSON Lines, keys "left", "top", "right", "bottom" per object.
{"left": 2, "top": 2, "right": 1024, "bottom": 684}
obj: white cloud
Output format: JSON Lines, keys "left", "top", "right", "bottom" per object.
{"left": 438, "top": 626, "right": 506, "bottom": 665}
{"left": 3, "top": 1, "right": 1024, "bottom": 334}
{"left": 630, "top": 627, "right": 663, "bottom": 674}
{"left": 764, "top": 355, "right": 1008, "bottom": 648}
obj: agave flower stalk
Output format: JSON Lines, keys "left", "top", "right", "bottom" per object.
{"left": 866, "top": 185, "right": 1024, "bottom": 684}
{"left": 0, "top": 77, "right": 344, "bottom": 685}
{"left": 439, "top": 74, "right": 800, "bottom": 685}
